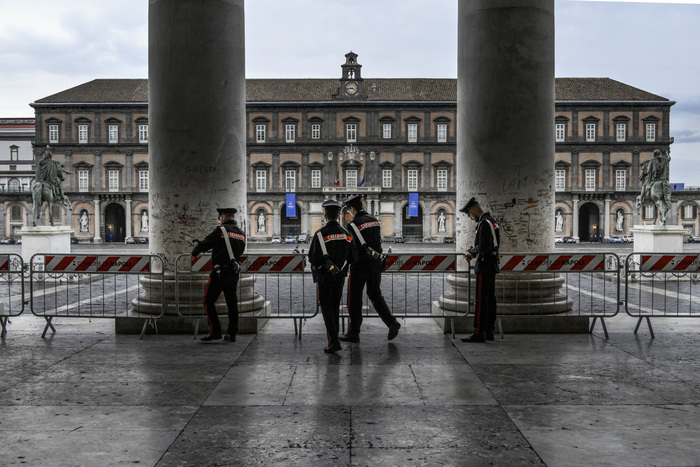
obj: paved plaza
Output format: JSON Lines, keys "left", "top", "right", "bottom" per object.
{"left": 2, "top": 310, "right": 700, "bottom": 467}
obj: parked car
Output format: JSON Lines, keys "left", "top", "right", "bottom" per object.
{"left": 0, "top": 237, "right": 16, "bottom": 245}
{"left": 271, "top": 236, "right": 281, "bottom": 244}
{"left": 138, "top": 237, "right": 149, "bottom": 244}
{"left": 297, "top": 233, "right": 308, "bottom": 243}
{"left": 608, "top": 236, "right": 623, "bottom": 243}
{"left": 687, "top": 234, "right": 700, "bottom": 243}
{"left": 443, "top": 236, "right": 454, "bottom": 243}
{"left": 125, "top": 237, "right": 137, "bottom": 244}
{"left": 562, "top": 236, "right": 577, "bottom": 243}
{"left": 70, "top": 237, "right": 80, "bottom": 244}
{"left": 395, "top": 235, "right": 405, "bottom": 243}
{"left": 555, "top": 237, "right": 564, "bottom": 243}
{"left": 622, "top": 235, "right": 634, "bottom": 243}
{"left": 284, "top": 235, "right": 296, "bottom": 244}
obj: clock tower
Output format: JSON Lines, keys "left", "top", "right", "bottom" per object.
{"left": 337, "top": 51, "right": 367, "bottom": 100}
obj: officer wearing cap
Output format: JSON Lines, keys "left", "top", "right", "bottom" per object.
{"left": 308, "top": 199, "right": 358, "bottom": 353}
{"left": 341, "top": 194, "right": 400, "bottom": 343}
{"left": 460, "top": 197, "right": 500, "bottom": 342}
{"left": 191, "top": 207, "right": 246, "bottom": 343}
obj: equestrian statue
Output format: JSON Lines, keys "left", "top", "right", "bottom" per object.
{"left": 636, "top": 149, "right": 672, "bottom": 225}
{"left": 32, "top": 146, "right": 72, "bottom": 226}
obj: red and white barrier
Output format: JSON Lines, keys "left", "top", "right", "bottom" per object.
{"left": 639, "top": 254, "right": 699, "bottom": 272}
{"left": 384, "top": 254, "right": 456, "bottom": 272}
{"left": 43, "top": 255, "right": 151, "bottom": 273}
{"left": 189, "top": 254, "right": 305, "bottom": 273}
{"left": 499, "top": 254, "right": 549, "bottom": 271}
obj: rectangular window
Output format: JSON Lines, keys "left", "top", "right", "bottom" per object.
{"left": 78, "top": 170, "right": 89, "bottom": 192}
{"left": 139, "top": 170, "right": 149, "bottom": 192}
{"left": 408, "top": 123, "right": 418, "bottom": 143}
{"left": 9, "top": 165, "right": 16, "bottom": 171}
{"left": 383, "top": 123, "right": 392, "bottom": 139}
{"left": 555, "top": 123, "right": 565, "bottom": 142}
{"left": 555, "top": 169, "right": 566, "bottom": 191}
{"left": 437, "top": 124, "right": 447, "bottom": 143}
{"left": 10, "top": 147, "right": 18, "bottom": 160}
{"left": 346, "top": 123, "right": 357, "bottom": 143}
{"left": 615, "top": 169, "right": 626, "bottom": 191}
{"left": 311, "top": 169, "right": 321, "bottom": 188}
{"left": 108, "top": 170, "right": 119, "bottom": 192}
{"left": 285, "top": 124, "right": 295, "bottom": 143}
{"left": 407, "top": 169, "right": 418, "bottom": 191}
{"left": 585, "top": 169, "right": 596, "bottom": 191}
{"left": 346, "top": 169, "right": 358, "bottom": 188}
{"left": 644, "top": 205, "right": 655, "bottom": 219}
{"left": 78, "top": 124, "right": 88, "bottom": 143}
{"left": 585, "top": 123, "right": 596, "bottom": 142}
{"left": 311, "top": 124, "right": 321, "bottom": 140}
{"left": 10, "top": 205, "right": 22, "bottom": 222}
{"left": 48, "top": 124, "right": 59, "bottom": 143}
{"left": 382, "top": 169, "right": 392, "bottom": 188}
{"left": 646, "top": 123, "right": 656, "bottom": 142}
{"left": 108, "top": 125, "right": 118, "bottom": 143}
{"left": 255, "top": 124, "right": 266, "bottom": 143}
{"left": 256, "top": 170, "right": 266, "bottom": 192}
{"left": 616, "top": 123, "right": 626, "bottom": 142}
{"left": 684, "top": 204, "right": 694, "bottom": 219}
{"left": 285, "top": 170, "right": 296, "bottom": 192}
{"left": 138, "top": 125, "right": 149, "bottom": 143}
{"left": 437, "top": 169, "right": 448, "bottom": 191}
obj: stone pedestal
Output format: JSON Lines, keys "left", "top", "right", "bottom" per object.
{"left": 631, "top": 225, "right": 686, "bottom": 253}
{"left": 18, "top": 226, "right": 73, "bottom": 263}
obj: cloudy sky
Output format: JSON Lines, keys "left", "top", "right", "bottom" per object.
{"left": 1, "top": 0, "right": 699, "bottom": 184}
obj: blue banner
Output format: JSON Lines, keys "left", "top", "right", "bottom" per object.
{"left": 286, "top": 193, "right": 297, "bottom": 217}
{"left": 408, "top": 193, "right": 419, "bottom": 217}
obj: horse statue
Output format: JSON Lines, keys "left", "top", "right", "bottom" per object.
{"left": 31, "top": 146, "right": 72, "bottom": 227}
{"left": 635, "top": 151, "right": 672, "bottom": 225}
{"left": 32, "top": 181, "right": 71, "bottom": 227}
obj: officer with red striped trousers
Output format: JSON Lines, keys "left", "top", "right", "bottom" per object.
{"left": 460, "top": 197, "right": 500, "bottom": 342}
{"left": 191, "top": 207, "right": 246, "bottom": 343}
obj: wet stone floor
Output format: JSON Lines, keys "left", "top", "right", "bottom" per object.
{"left": 1, "top": 313, "right": 700, "bottom": 466}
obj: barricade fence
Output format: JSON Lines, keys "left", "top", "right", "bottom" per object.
{"left": 495, "top": 252, "right": 621, "bottom": 338}
{"left": 340, "top": 253, "right": 470, "bottom": 337}
{"left": 0, "top": 254, "right": 25, "bottom": 337}
{"left": 30, "top": 253, "right": 165, "bottom": 339}
{"left": 175, "top": 253, "right": 317, "bottom": 338}
{"left": 625, "top": 252, "right": 700, "bottom": 338}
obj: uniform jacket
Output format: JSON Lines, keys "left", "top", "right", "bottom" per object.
{"left": 471, "top": 212, "right": 500, "bottom": 274}
{"left": 347, "top": 210, "right": 383, "bottom": 267}
{"left": 308, "top": 220, "right": 358, "bottom": 275}
{"left": 191, "top": 219, "right": 246, "bottom": 268}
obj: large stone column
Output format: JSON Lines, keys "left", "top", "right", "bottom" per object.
{"left": 437, "top": 0, "right": 578, "bottom": 331}
{"left": 129, "top": 0, "right": 264, "bottom": 331}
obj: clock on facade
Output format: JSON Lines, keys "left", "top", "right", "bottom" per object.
{"left": 345, "top": 81, "right": 358, "bottom": 95}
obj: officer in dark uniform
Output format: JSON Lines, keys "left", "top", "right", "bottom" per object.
{"left": 460, "top": 197, "right": 500, "bottom": 342}
{"left": 191, "top": 207, "right": 246, "bottom": 343}
{"left": 308, "top": 199, "right": 358, "bottom": 353}
{"left": 341, "top": 194, "right": 400, "bottom": 343}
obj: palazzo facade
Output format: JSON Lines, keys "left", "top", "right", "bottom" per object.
{"left": 3, "top": 53, "right": 697, "bottom": 242}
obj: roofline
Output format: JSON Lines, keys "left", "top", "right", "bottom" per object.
{"left": 557, "top": 100, "right": 675, "bottom": 105}
{"left": 31, "top": 99, "right": 676, "bottom": 106}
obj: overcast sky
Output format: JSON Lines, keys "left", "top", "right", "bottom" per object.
{"left": 1, "top": 0, "right": 699, "bottom": 184}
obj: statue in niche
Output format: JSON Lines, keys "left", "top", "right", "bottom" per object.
{"left": 555, "top": 211, "right": 564, "bottom": 232}
{"left": 437, "top": 211, "right": 446, "bottom": 233}
{"left": 79, "top": 211, "right": 89, "bottom": 232}
{"left": 615, "top": 210, "right": 624, "bottom": 232}
{"left": 636, "top": 149, "right": 672, "bottom": 225}
{"left": 141, "top": 211, "right": 149, "bottom": 232}
{"left": 257, "top": 211, "right": 266, "bottom": 232}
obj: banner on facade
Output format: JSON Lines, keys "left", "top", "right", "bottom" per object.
{"left": 286, "top": 194, "right": 296, "bottom": 218}
{"left": 408, "top": 193, "right": 419, "bottom": 217}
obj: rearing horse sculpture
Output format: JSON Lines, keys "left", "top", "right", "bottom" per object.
{"left": 32, "top": 181, "right": 71, "bottom": 226}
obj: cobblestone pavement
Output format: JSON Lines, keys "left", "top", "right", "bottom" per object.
{"left": 2, "top": 311, "right": 700, "bottom": 466}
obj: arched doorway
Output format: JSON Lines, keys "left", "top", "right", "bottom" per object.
{"left": 578, "top": 202, "right": 600, "bottom": 242}
{"left": 280, "top": 203, "right": 301, "bottom": 238}
{"left": 402, "top": 203, "right": 423, "bottom": 239}
{"left": 104, "top": 203, "right": 126, "bottom": 243}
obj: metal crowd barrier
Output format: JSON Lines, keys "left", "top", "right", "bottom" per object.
{"left": 496, "top": 252, "right": 622, "bottom": 338}
{"left": 340, "top": 253, "right": 469, "bottom": 337}
{"left": 175, "top": 253, "right": 317, "bottom": 339}
{"left": 29, "top": 253, "right": 165, "bottom": 339}
{"left": 625, "top": 253, "right": 700, "bottom": 338}
{"left": 0, "top": 254, "right": 26, "bottom": 338}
